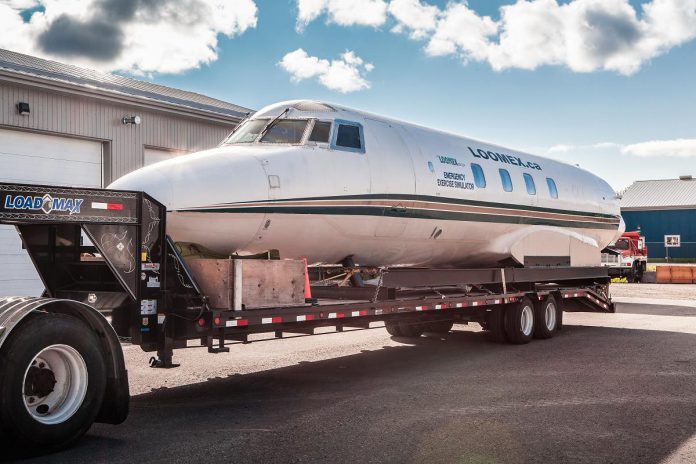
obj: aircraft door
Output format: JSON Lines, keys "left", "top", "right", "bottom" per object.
{"left": 364, "top": 119, "right": 416, "bottom": 238}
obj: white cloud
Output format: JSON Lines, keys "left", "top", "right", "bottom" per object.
{"left": 539, "top": 138, "right": 696, "bottom": 189}
{"left": 548, "top": 144, "right": 577, "bottom": 153}
{"left": 420, "top": 0, "right": 696, "bottom": 75}
{"left": 296, "top": 0, "right": 387, "bottom": 31}
{"left": 299, "top": 0, "right": 696, "bottom": 75}
{"left": 0, "top": 0, "right": 40, "bottom": 8}
{"left": 622, "top": 139, "right": 696, "bottom": 157}
{"left": 279, "top": 48, "right": 373, "bottom": 93}
{"left": 0, "top": 0, "right": 258, "bottom": 75}
{"left": 387, "top": 0, "right": 438, "bottom": 39}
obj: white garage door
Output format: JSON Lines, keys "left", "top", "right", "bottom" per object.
{"left": 144, "top": 147, "right": 185, "bottom": 166}
{"left": 0, "top": 128, "right": 102, "bottom": 296}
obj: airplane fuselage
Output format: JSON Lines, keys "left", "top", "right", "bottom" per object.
{"left": 109, "top": 100, "right": 623, "bottom": 267}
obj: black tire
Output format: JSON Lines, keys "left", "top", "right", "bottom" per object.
{"left": 635, "top": 262, "right": 645, "bottom": 283}
{"left": 384, "top": 320, "right": 403, "bottom": 337}
{"left": 0, "top": 313, "right": 107, "bottom": 452}
{"left": 556, "top": 297, "right": 564, "bottom": 330}
{"left": 398, "top": 321, "right": 425, "bottom": 338}
{"left": 486, "top": 307, "right": 507, "bottom": 343}
{"left": 533, "top": 295, "right": 558, "bottom": 339}
{"left": 504, "top": 297, "right": 535, "bottom": 345}
{"left": 424, "top": 320, "right": 454, "bottom": 334}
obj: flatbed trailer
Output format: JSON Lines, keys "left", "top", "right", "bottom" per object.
{"left": 0, "top": 182, "right": 614, "bottom": 451}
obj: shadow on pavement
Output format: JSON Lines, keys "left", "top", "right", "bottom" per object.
{"left": 10, "top": 323, "right": 696, "bottom": 464}
{"left": 615, "top": 301, "right": 696, "bottom": 317}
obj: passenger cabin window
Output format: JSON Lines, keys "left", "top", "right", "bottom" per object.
{"left": 523, "top": 173, "right": 536, "bottom": 195}
{"left": 334, "top": 122, "right": 364, "bottom": 152}
{"left": 471, "top": 163, "right": 486, "bottom": 188}
{"left": 546, "top": 178, "right": 559, "bottom": 199}
{"left": 499, "top": 169, "right": 513, "bottom": 192}
{"left": 260, "top": 120, "right": 308, "bottom": 144}
{"left": 309, "top": 121, "right": 332, "bottom": 143}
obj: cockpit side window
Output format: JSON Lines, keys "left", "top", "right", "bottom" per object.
{"left": 332, "top": 120, "right": 365, "bottom": 153}
{"left": 223, "top": 119, "right": 267, "bottom": 144}
{"left": 309, "top": 121, "right": 332, "bottom": 143}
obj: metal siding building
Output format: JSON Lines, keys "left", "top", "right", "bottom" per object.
{"left": 0, "top": 49, "right": 252, "bottom": 296}
{"left": 0, "top": 48, "right": 251, "bottom": 183}
{"left": 620, "top": 177, "right": 696, "bottom": 259}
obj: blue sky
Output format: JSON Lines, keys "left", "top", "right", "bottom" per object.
{"left": 1, "top": 0, "right": 695, "bottom": 189}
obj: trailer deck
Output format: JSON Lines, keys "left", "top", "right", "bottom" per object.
{"left": 0, "top": 182, "right": 614, "bottom": 450}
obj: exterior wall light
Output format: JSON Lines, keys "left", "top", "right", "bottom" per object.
{"left": 122, "top": 115, "right": 142, "bottom": 125}
{"left": 16, "top": 102, "right": 30, "bottom": 116}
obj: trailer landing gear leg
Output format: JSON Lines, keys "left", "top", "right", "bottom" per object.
{"left": 149, "top": 336, "right": 180, "bottom": 368}
{"left": 206, "top": 333, "right": 230, "bottom": 354}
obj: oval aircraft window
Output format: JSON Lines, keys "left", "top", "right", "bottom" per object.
{"left": 546, "top": 178, "right": 559, "bottom": 199}
{"left": 523, "top": 173, "right": 536, "bottom": 195}
{"left": 499, "top": 169, "right": 513, "bottom": 192}
{"left": 471, "top": 163, "right": 486, "bottom": 188}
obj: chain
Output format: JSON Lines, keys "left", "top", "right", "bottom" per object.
{"left": 371, "top": 267, "right": 387, "bottom": 303}
{"left": 168, "top": 253, "right": 194, "bottom": 289}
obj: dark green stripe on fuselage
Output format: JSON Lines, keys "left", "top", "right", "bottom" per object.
{"left": 178, "top": 205, "right": 620, "bottom": 230}
{"left": 208, "top": 193, "right": 618, "bottom": 220}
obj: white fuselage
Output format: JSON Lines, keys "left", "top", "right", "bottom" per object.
{"left": 109, "top": 100, "right": 624, "bottom": 267}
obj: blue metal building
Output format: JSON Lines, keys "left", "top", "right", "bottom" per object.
{"left": 621, "top": 176, "right": 696, "bottom": 259}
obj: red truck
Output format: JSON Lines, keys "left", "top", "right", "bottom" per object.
{"left": 601, "top": 231, "right": 648, "bottom": 282}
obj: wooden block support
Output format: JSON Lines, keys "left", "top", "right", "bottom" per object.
{"left": 187, "top": 258, "right": 306, "bottom": 310}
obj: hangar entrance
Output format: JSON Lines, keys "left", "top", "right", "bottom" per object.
{"left": 0, "top": 128, "right": 102, "bottom": 296}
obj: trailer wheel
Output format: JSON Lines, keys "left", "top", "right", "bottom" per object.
{"left": 504, "top": 297, "right": 535, "bottom": 345}
{"left": 0, "top": 313, "right": 107, "bottom": 451}
{"left": 384, "top": 320, "right": 403, "bottom": 337}
{"left": 398, "top": 321, "right": 425, "bottom": 338}
{"left": 533, "top": 296, "right": 558, "bottom": 339}
{"left": 424, "top": 320, "right": 454, "bottom": 334}
{"left": 486, "top": 307, "right": 507, "bottom": 343}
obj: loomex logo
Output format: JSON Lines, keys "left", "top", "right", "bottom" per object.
{"left": 437, "top": 155, "right": 465, "bottom": 167}
{"left": 4, "top": 194, "right": 84, "bottom": 215}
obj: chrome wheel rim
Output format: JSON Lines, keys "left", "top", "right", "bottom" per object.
{"left": 520, "top": 305, "right": 534, "bottom": 336}
{"left": 23, "top": 344, "right": 88, "bottom": 425}
{"left": 545, "top": 302, "right": 557, "bottom": 331}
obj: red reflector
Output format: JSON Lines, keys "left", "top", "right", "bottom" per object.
{"left": 214, "top": 317, "right": 221, "bottom": 326}
{"left": 272, "top": 316, "right": 282, "bottom": 323}
{"left": 197, "top": 318, "right": 205, "bottom": 327}
{"left": 107, "top": 203, "right": 124, "bottom": 210}
{"left": 238, "top": 319, "right": 249, "bottom": 326}
{"left": 337, "top": 313, "right": 345, "bottom": 318}
{"left": 305, "top": 314, "right": 315, "bottom": 321}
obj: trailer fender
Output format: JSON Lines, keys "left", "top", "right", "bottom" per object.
{"left": 0, "top": 297, "right": 129, "bottom": 425}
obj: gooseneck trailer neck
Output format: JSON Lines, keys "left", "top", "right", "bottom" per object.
{"left": 0, "top": 181, "right": 614, "bottom": 452}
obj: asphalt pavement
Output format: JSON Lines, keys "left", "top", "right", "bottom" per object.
{"left": 9, "top": 298, "right": 696, "bottom": 464}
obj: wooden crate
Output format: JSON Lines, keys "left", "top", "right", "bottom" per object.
{"left": 186, "top": 258, "right": 306, "bottom": 309}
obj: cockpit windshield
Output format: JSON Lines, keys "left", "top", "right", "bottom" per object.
{"left": 223, "top": 119, "right": 310, "bottom": 145}
{"left": 260, "top": 120, "right": 308, "bottom": 144}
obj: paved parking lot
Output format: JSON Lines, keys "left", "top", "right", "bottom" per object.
{"left": 14, "top": 285, "right": 696, "bottom": 464}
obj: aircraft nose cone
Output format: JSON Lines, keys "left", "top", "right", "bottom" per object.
{"left": 107, "top": 150, "right": 271, "bottom": 256}
{"left": 108, "top": 164, "right": 174, "bottom": 207}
